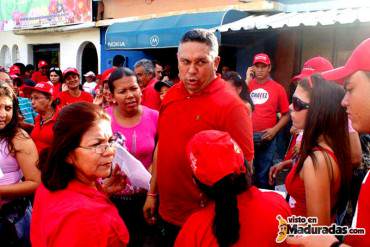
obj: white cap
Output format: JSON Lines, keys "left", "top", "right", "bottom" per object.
{"left": 83, "top": 71, "right": 96, "bottom": 77}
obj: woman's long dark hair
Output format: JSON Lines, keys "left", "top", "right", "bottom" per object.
{"left": 0, "top": 83, "right": 22, "bottom": 154}
{"left": 196, "top": 161, "right": 252, "bottom": 247}
{"left": 48, "top": 66, "right": 63, "bottom": 83}
{"left": 295, "top": 74, "right": 352, "bottom": 213}
{"left": 222, "top": 71, "right": 254, "bottom": 111}
{"left": 39, "top": 102, "right": 110, "bottom": 191}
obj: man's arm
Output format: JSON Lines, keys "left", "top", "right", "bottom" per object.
{"left": 262, "top": 113, "right": 289, "bottom": 141}
{"left": 143, "top": 145, "right": 158, "bottom": 225}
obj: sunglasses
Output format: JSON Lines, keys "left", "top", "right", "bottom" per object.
{"left": 292, "top": 96, "right": 310, "bottom": 111}
{"left": 49, "top": 67, "right": 61, "bottom": 71}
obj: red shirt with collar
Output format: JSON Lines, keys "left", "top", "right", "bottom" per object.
{"left": 157, "top": 76, "right": 254, "bottom": 226}
{"left": 58, "top": 90, "right": 93, "bottom": 108}
{"left": 141, "top": 77, "right": 161, "bottom": 110}
{"left": 249, "top": 79, "right": 289, "bottom": 132}
{"left": 31, "top": 181, "right": 129, "bottom": 247}
{"left": 175, "top": 187, "right": 291, "bottom": 247}
{"left": 345, "top": 171, "right": 370, "bottom": 246}
{"left": 30, "top": 111, "right": 58, "bottom": 154}
{"left": 31, "top": 71, "right": 49, "bottom": 83}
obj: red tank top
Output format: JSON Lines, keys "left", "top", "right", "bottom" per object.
{"left": 285, "top": 146, "right": 338, "bottom": 217}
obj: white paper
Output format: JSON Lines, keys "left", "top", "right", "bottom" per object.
{"left": 259, "top": 188, "right": 287, "bottom": 200}
{"left": 112, "top": 144, "right": 151, "bottom": 190}
{"left": 0, "top": 167, "right": 4, "bottom": 178}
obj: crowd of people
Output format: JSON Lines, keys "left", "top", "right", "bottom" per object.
{"left": 0, "top": 28, "right": 369, "bottom": 247}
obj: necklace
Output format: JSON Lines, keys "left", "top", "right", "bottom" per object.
{"left": 40, "top": 110, "right": 55, "bottom": 126}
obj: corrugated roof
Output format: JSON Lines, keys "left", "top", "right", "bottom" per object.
{"left": 214, "top": 7, "right": 370, "bottom": 32}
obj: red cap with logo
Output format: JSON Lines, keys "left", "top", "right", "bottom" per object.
{"left": 322, "top": 38, "right": 370, "bottom": 83}
{"left": 38, "top": 60, "right": 48, "bottom": 68}
{"left": 253, "top": 53, "right": 271, "bottom": 65}
{"left": 62, "top": 67, "right": 80, "bottom": 78}
{"left": 23, "top": 81, "right": 54, "bottom": 97}
{"left": 292, "top": 56, "right": 334, "bottom": 82}
{"left": 186, "top": 130, "right": 246, "bottom": 187}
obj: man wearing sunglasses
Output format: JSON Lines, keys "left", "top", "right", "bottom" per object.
{"left": 248, "top": 53, "right": 290, "bottom": 189}
{"left": 32, "top": 60, "right": 49, "bottom": 83}
{"left": 287, "top": 38, "right": 370, "bottom": 247}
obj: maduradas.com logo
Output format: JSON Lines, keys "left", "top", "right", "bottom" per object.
{"left": 276, "top": 215, "right": 366, "bottom": 243}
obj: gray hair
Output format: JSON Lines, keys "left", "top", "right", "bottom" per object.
{"left": 134, "top": 59, "right": 155, "bottom": 75}
{"left": 179, "top": 29, "right": 219, "bottom": 58}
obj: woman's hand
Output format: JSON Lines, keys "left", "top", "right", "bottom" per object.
{"left": 97, "top": 165, "right": 127, "bottom": 196}
{"left": 269, "top": 162, "right": 284, "bottom": 186}
{"left": 143, "top": 194, "right": 158, "bottom": 225}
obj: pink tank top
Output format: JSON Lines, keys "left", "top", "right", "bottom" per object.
{"left": 0, "top": 140, "right": 22, "bottom": 186}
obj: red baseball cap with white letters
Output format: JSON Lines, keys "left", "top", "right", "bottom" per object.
{"left": 23, "top": 81, "right": 54, "bottom": 97}
{"left": 253, "top": 53, "right": 271, "bottom": 65}
{"left": 322, "top": 38, "right": 370, "bottom": 83}
{"left": 186, "top": 130, "right": 246, "bottom": 187}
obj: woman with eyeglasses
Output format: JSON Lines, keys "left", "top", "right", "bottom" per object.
{"left": 0, "top": 82, "right": 40, "bottom": 246}
{"left": 31, "top": 102, "right": 129, "bottom": 247}
{"left": 282, "top": 74, "right": 352, "bottom": 225}
{"left": 24, "top": 81, "right": 58, "bottom": 154}
{"left": 106, "top": 67, "right": 158, "bottom": 246}
{"left": 48, "top": 66, "right": 63, "bottom": 99}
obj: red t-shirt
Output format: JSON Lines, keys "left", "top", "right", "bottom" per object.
{"left": 142, "top": 77, "right": 161, "bottom": 110}
{"left": 58, "top": 90, "right": 93, "bottom": 108}
{"left": 249, "top": 79, "right": 289, "bottom": 132}
{"left": 30, "top": 111, "right": 58, "bottom": 154}
{"left": 31, "top": 71, "right": 49, "bottom": 83}
{"left": 175, "top": 187, "right": 291, "bottom": 247}
{"left": 157, "top": 76, "right": 254, "bottom": 226}
{"left": 345, "top": 171, "right": 370, "bottom": 246}
{"left": 31, "top": 181, "right": 129, "bottom": 247}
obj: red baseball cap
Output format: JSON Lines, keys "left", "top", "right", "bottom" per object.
{"left": 101, "top": 68, "right": 115, "bottom": 82}
{"left": 253, "top": 53, "right": 271, "bottom": 65}
{"left": 63, "top": 67, "right": 80, "bottom": 78}
{"left": 38, "top": 60, "right": 48, "bottom": 68}
{"left": 292, "top": 56, "right": 334, "bottom": 82}
{"left": 23, "top": 81, "right": 53, "bottom": 97}
{"left": 186, "top": 130, "right": 246, "bottom": 187}
{"left": 322, "top": 38, "right": 370, "bottom": 83}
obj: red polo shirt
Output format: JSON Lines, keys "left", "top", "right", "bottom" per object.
{"left": 157, "top": 76, "right": 254, "bottom": 226}
{"left": 30, "top": 111, "right": 58, "bottom": 154}
{"left": 175, "top": 187, "right": 291, "bottom": 247}
{"left": 58, "top": 90, "right": 93, "bottom": 108}
{"left": 31, "top": 181, "right": 129, "bottom": 247}
{"left": 141, "top": 77, "right": 161, "bottom": 110}
{"left": 345, "top": 171, "right": 370, "bottom": 246}
{"left": 31, "top": 71, "right": 48, "bottom": 83}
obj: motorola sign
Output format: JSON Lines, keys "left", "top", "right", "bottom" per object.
{"left": 150, "top": 35, "right": 160, "bottom": 47}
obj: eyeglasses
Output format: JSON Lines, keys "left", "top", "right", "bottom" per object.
{"left": 292, "top": 96, "right": 310, "bottom": 111}
{"left": 78, "top": 140, "right": 116, "bottom": 154}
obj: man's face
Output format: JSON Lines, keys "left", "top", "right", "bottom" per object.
{"left": 341, "top": 71, "right": 370, "bottom": 133}
{"left": 40, "top": 66, "right": 48, "bottom": 75}
{"left": 155, "top": 64, "right": 163, "bottom": 80}
{"left": 134, "top": 65, "right": 152, "bottom": 89}
{"left": 177, "top": 41, "right": 220, "bottom": 95}
{"left": 254, "top": 63, "right": 271, "bottom": 81}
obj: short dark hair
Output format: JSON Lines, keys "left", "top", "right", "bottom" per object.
{"left": 14, "top": 63, "right": 25, "bottom": 75}
{"left": 25, "top": 64, "right": 34, "bottom": 72}
{"left": 180, "top": 29, "right": 219, "bottom": 58}
{"left": 108, "top": 67, "right": 136, "bottom": 93}
{"left": 113, "top": 55, "right": 125, "bottom": 67}
{"left": 40, "top": 102, "right": 110, "bottom": 191}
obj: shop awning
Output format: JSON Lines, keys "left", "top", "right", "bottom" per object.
{"left": 105, "top": 10, "right": 247, "bottom": 50}
{"left": 213, "top": 7, "right": 370, "bottom": 32}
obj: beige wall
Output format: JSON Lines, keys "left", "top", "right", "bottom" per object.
{"left": 103, "top": 0, "right": 280, "bottom": 19}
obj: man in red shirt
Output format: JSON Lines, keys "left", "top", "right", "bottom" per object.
{"left": 134, "top": 59, "right": 161, "bottom": 110}
{"left": 57, "top": 68, "right": 93, "bottom": 108}
{"left": 287, "top": 38, "right": 370, "bottom": 247}
{"left": 143, "top": 29, "right": 254, "bottom": 246}
{"left": 31, "top": 60, "right": 49, "bottom": 83}
{"left": 248, "top": 53, "right": 290, "bottom": 189}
